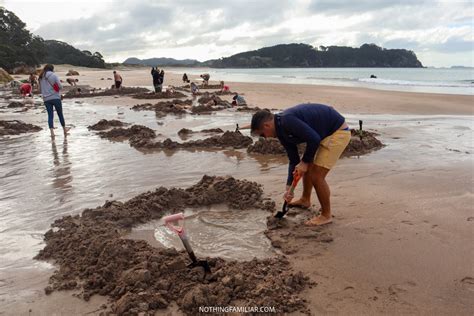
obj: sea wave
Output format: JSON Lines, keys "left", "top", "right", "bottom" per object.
{"left": 358, "top": 77, "right": 473, "bottom": 88}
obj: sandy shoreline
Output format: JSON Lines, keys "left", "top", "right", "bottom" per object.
{"left": 2, "top": 65, "right": 473, "bottom": 315}
{"left": 15, "top": 64, "right": 472, "bottom": 115}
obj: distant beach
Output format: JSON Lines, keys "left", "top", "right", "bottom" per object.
{"left": 167, "top": 67, "right": 474, "bottom": 95}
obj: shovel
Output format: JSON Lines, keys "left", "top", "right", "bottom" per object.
{"left": 274, "top": 171, "right": 302, "bottom": 219}
{"left": 162, "top": 212, "right": 211, "bottom": 273}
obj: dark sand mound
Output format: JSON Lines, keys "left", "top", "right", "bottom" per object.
{"left": 131, "top": 131, "right": 253, "bottom": 150}
{"left": 63, "top": 87, "right": 149, "bottom": 99}
{"left": 343, "top": 129, "right": 384, "bottom": 157}
{"left": 197, "top": 93, "right": 232, "bottom": 107}
{"left": 66, "top": 70, "right": 79, "bottom": 76}
{"left": 35, "top": 176, "right": 310, "bottom": 315}
{"left": 236, "top": 106, "right": 262, "bottom": 112}
{"left": 197, "top": 84, "right": 222, "bottom": 89}
{"left": 0, "top": 120, "right": 42, "bottom": 136}
{"left": 132, "top": 91, "right": 186, "bottom": 100}
{"left": 248, "top": 129, "right": 384, "bottom": 156}
{"left": 98, "top": 125, "right": 156, "bottom": 140}
{"left": 248, "top": 138, "right": 287, "bottom": 155}
{"left": 88, "top": 119, "right": 126, "bottom": 131}
{"left": 131, "top": 99, "right": 192, "bottom": 112}
{"left": 177, "top": 128, "right": 224, "bottom": 138}
{"left": 7, "top": 101, "right": 24, "bottom": 108}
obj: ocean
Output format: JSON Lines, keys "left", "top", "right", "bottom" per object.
{"left": 169, "top": 67, "right": 474, "bottom": 95}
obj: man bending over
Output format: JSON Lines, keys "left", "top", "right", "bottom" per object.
{"left": 250, "top": 103, "right": 350, "bottom": 226}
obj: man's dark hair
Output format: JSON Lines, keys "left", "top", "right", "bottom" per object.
{"left": 251, "top": 110, "right": 273, "bottom": 133}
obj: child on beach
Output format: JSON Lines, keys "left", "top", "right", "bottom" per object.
{"left": 19, "top": 82, "right": 32, "bottom": 97}
{"left": 232, "top": 93, "right": 246, "bottom": 106}
{"left": 220, "top": 81, "right": 230, "bottom": 92}
{"left": 39, "top": 64, "right": 70, "bottom": 138}
{"left": 66, "top": 78, "right": 78, "bottom": 86}
{"left": 250, "top": 104, "right": 350, "bottom": 226}
{"left": 29, "top": 73, "right": 38, "bottom": 89}
{"left": 113, "top": 71, "right": 123, "bottom": 89}
{"left": 190, "top": 82, "right": 199, "bottom": 95}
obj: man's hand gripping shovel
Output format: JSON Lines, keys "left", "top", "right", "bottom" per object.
{"left": 274, "top": 171, "right": 302, "bottom": 219}
{"left": 162, "top": 213, "right": 211, "bottom": 273}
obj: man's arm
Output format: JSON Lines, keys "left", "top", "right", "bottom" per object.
{"left": 281, "top": 139, "right": 300, "bottom": 186}
{"left": 284, "top": 115, "right": 321, "bottom": 164}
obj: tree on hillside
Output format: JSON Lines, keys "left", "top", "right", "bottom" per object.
{"left": 0, "top": 7, "right": 45, "bottom": 71}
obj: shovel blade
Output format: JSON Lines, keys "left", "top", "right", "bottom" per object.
{"left": 274, "top": 201, "right": 289, "bottom": 219}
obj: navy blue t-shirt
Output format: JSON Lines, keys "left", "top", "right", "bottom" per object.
{"left": 275, "top": 103, "right": 345, "bottom": 185}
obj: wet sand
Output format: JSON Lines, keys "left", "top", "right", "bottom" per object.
{"left": 1, "top": 65, "right": 473, "bottom": 315}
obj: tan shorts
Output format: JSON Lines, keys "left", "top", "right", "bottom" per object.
{"left": 314, "top": 129, "right": 351, "bottom": 170}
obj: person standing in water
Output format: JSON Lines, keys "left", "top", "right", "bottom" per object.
{"left": 39, "top": 64, "right": 69, "bottom": 138}
{"left": 113, "top": 70, "right": 123, "bottom": 89}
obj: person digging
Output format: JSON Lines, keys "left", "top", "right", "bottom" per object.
{"left": 250, "top": 103, "right": 350, "bottom": 226}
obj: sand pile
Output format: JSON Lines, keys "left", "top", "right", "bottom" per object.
{"left": 132, "top": 91, "right": 186, "bottom": 100}
{"left": 343, "top": 129, "right": 384, "bottom": 157}
{"left": 35, "top": 176, "right": 309, "bottom": 315}
{"left": 98, "top": 125, "right": 156, "bottom": 140}
{"left": 197, "top": 93, "right": 232, "bottom": 107}
{"left": 247, "top": 129, "right": 383, "bottom": 156}
{"left": 0, "top": 68, "right": 13, "bottom": 83}
{"left": 131, "top": 99, "right": 192, "bottom": 112}
{"left": 131, "top": 131, "right": 253, "bottom": 150}
{"left": 0, "top": 120, "right": 42, "bottom": 136}
{"left": 178, "top": 128, "right": 223, "bottom": 136}
{"left": 63, "top": 87, "right": 149, "bottom": 99}
{"left": 66, "top": 70, "right": 80, "bottom": 76}
{"left": 7, "top": 101, "right": 24, "bottom": 108}
{"left": 88, "top": 119, "right": 126, "bottom": 131}
{"left": 236, "top": 106, "right": 263, "bottom": 112}
{"left": 197, "top": 84, "right": 222, "bottom": 89}
{"left": 248, "top": 138, "right": 287, "bottom": 155}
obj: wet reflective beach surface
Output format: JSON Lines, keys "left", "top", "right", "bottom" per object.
{"left": 0, "top": 93, "right": 472, "bottom": 306}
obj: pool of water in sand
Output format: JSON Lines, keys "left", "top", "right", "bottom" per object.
{"left": 0, "top": 92, "right": 473, "bottom": 305}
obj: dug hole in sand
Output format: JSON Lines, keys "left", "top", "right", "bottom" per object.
{"left": 35, "top": 175, "right": 318, "bottom": 315}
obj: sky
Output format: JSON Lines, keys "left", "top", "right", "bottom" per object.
{"left": 2, "top": 0, "right": 473, "bottom": 67}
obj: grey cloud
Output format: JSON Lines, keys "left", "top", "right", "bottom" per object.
{"left": 308, "top": 0, "right": 431, "bottom": 14}
{"left": 32, "top": 0, "right": 474, "bottom": 61}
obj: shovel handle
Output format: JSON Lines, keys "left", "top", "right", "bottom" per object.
{"left": 287, "top": 171, "right": 302, "bottom": 200}
{"left": 163, "top": 212, "right": 185, "bottom": 236}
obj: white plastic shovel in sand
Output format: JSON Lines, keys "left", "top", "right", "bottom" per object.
{"left": 162, "top": 212, "right": 211, "bottom": 273}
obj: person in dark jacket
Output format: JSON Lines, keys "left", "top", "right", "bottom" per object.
{"left": 182, "top": 73, "right": 190, "bottom": 83}
{"left": 151, "top": 67, "right": 162, "bottom": 92}
{"left": 250, "top": 103, "right": 350, "bottom": 226}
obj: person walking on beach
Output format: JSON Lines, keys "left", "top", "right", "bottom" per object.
{"left": 159, "top": 70, "right": 165, "bottom": 90}
{"left": 151, "top": 67, "right": 161, "bottom": 92}
{"left": 250, "top": 103, "right": 350, "bottom": 226}
{"left": 39, "top": 64, "right": 69, "bottom": 138}
{"left": 113, "top": 71, "right": 122, "bottom": 89}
